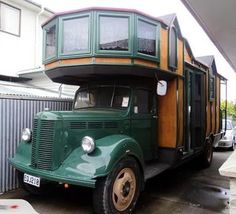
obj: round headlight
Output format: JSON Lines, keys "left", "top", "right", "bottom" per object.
{"left": 81, "top": 136, "right": 95, "bottom": 153}
{"left": 21, "top": 128, "right": 31, "bottom": 142}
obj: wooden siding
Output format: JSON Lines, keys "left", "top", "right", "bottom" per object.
{"left": 216, "top": 76, "right": 221, "bottom": 133}
{"left": 177, "top": 38, "right": 184, "bottom": 76}
{"left": 158, "top": 79, "right": 177, "bottom": 148}
{"left": 96, "top": 57, "right": 131, "bottom": 64}
{"left": 160, "top": 28, "right": 168, "bottom": 70}
{"left": 45, "top": 58, "right": 93, "bottom": 70}
{"left": 211, "top": 101, "right": 216, "bottom": 133}
{"left": 133, "top": 59, "right": 157, "bottom": 68}
{"left": 177, "top": 78, "right": 184, "bottom": 147}
{"left": 184, "top": 47, "right": 192, "bottom": 63}
{"left": 206, "top": 71, "right": 211, "bottom": 136}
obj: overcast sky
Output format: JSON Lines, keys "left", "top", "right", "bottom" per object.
{"left": 35, "top": 0, "right": 236, "bottom": 101}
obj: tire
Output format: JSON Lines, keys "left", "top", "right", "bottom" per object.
{"left": 230, "top": 143, "right": 235, "bottom": 151}
{"left": 200, "top": 139, "right": 213, "bottom": 168}
{"left": 93, "top": 157, "right": 142, "bottom": 214}
{"left": 17, "top": 170, "right": 55, "bottom": 195}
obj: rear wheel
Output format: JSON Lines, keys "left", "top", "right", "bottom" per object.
{"left": 17, "top": 171, "right": 54, "bottom": 195}
{"left": 93, "top": 157, "right": 142, "bottom": 214}
{"left": 200, "top": 139, "right": 213, "bottom": 168}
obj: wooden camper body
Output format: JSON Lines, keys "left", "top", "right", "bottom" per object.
{"left": 42, "top": 8, "right": 225, "bottom": 156}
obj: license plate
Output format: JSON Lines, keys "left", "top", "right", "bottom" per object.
{"left": 23, "top": 173, "right": 40, "bottom": 187}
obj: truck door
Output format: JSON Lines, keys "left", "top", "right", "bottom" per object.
{"left": 185, "top": 70, "right": 206, "bottom": 152}
{"left": 131, "top": 88, "right": 157, "bottom": 161}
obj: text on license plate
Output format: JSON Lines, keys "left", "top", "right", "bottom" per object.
{"left": 23, "top": 173, "right": 40, "bottom": 187}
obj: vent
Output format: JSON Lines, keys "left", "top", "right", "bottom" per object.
{"left": 31, "top": 119, "right": 38, "bottom": 167}
{"left": 31, "top": 120, "right": 55, "bottom": 170}
{"left": 70, "top": 122, "right": 86, "bottom": 129}
{"left": 104, "top": 121, "right": 118, "bottom": 128}
{"left": 88, "top": 122, "right": 103, "bottom": 129}
{"left": 70, "top": 121, "right": 119, "bottom": 129}
{"left": 37, "top": 120, "right": 55, "bottom": 170}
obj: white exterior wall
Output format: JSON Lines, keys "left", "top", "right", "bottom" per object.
{"left": 0, "top": 0, "right": 53, "bottom": 76}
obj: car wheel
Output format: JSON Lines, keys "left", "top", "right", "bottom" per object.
{"left": 231, "top": 142, "right": 235, "bottom": 151}
{"left": 199, "top": 138, "right": 213, "bottom": 168}
{"left": 93, "top": 157, "right": 142, "bottom": 214}
{"left": 17, "top": 170, "right": 55, "bottom": 195}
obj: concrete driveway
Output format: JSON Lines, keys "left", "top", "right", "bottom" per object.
{"left": 0, "top": 150, "right": 231, "bottom": 214}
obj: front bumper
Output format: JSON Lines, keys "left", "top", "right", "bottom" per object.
{"left": 215, "top": 140, "right": 234, "bottom": 148}
{"left": 9, "top": 158, "right": 96, "bottom": 188}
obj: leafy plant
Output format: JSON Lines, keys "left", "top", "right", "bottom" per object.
{"left": 221, "top": 100, "right": 236, "bottom": 119}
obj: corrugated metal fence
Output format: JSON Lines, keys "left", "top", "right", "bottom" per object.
{"left": 0, "top": 95, "right": 73, "bottom": 193}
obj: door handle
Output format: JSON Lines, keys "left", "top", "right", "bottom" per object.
{"left": 153, "top": 115, "right": 158, "bottom": 119}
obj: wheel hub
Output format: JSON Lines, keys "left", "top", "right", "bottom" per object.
{"left": 122, "top": 181, "right": 131, "bottom": 197}
{"left": 112, "top": 168, "right": 136, "bottom": 211}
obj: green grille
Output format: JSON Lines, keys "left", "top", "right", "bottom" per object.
{"left": 31, "top": 120, "right": 55, "bottom": 170}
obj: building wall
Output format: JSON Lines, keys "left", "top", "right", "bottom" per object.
{"left": 0, "top": 0, "right": 53, "bottom": 76}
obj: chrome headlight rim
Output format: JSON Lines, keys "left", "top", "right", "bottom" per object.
{"left": 81, "top": 136, "right": 95, "bottom": 154}
{"left": 21, "top": 128, "right": 32, "bottom": 142}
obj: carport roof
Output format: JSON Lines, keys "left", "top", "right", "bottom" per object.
{"left": 181, "top": 0, "right": 236, "bottom": 72}
{"left": 0, "top": 81, "right": 67, "bottom": 99}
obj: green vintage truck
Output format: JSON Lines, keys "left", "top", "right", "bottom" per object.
{"left": 10, "top": 8, "right": 226, "bottom": 214}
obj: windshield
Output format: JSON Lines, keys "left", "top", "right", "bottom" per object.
{"left": 74, "top": 86, "right": 130, "bottom": 109}
{"left": 223, "top": 119, "right": 233, "bottom": 130}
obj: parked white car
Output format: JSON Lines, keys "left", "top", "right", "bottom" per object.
{"left": 215, "top": 119, "right": 236, "bottom": 150}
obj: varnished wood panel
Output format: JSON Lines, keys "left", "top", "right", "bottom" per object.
{"left": 160, "top": 28, "right": 168, "bottom": 70}
{"left": 206, "top": 71, "right": 211, "bottom": 136}
{"left": 158, "top": 79, "right": 177, "bottom": 148}
{"left": 184, "top": 47, "right": 192, "bottom": 63}
{"left": 177, "top": 38, "right": 184, "bottom": 75}
{"left": 45, "top": 57, "right": 93, "bottom": 70}
{"left": 216, "top": 77, "right": 221, "bottom": 133}
{"left": 95, "top": 57, "right": 131, "bottom": 64}
{"left": 177, "top": 78, "right": 184, "bottom": 147}
{"left": 134, "top": 59, "right": 157, "bottom": 68}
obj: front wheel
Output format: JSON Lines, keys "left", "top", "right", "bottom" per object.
{"left": 93, "top": 157, "right": 142, "bottom": 214}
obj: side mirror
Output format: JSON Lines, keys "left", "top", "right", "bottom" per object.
{"left": 157, "top": 80, "right": 167, "bottom": 96}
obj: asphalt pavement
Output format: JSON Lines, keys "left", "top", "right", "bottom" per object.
{"left": 0, "top": 150, "right": 231, "bottom": 214}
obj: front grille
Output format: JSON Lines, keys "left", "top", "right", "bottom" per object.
{"left": 70, "top": 122, "right": 86, "bottom": 129}
{"left": 104, "top": 121, "right": 118, "bottom": 128}
{"left": 88, "top": 122, "right": 103, "bottom": 129}
{"left": 31, "top": 120, "right": 55, "bottom": 170}
{"left": 37, "top": 120, "right": 55, "bottom": 170}
{"left": 31, "top": 119, "right": 38, "bottom": 167}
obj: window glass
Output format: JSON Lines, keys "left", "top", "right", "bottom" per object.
{"left": 45, "top": 25, "right": 56, "bottom": 58}
{"left": 0, "top": 3, "right": 20, "bottom": 36}
{"left": 74, "top": 86, "right": 130, "bottom": 109}
{"left": 99, "top": 16, "right": 129, "bottom": 51}
{"left": 134, "top": 89, "right": 152, "bottom": 114}
{"left": 169, "top": 27, "right": 177, "bottom": 68}
{"left": 226, "top": 121, "right": 233, "bottom": 130}
{"left": 209, "top": 76, "right": 215, "bottom": 100}
{"left": 137, "top": 20, "right": 156, "bottom": 56}
{"left": 63, "top": 16, "right": 89, "bottom": 53}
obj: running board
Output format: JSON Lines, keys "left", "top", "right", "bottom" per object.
{"left": 144, "top": 162, "right": 171, "bottom": 180}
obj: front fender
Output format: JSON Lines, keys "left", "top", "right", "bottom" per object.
{"left": 62, "top": 134, "right": 144, "bottom": 179}
{"left": 10, "top": 141, "right": 32, "bottom": 165}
